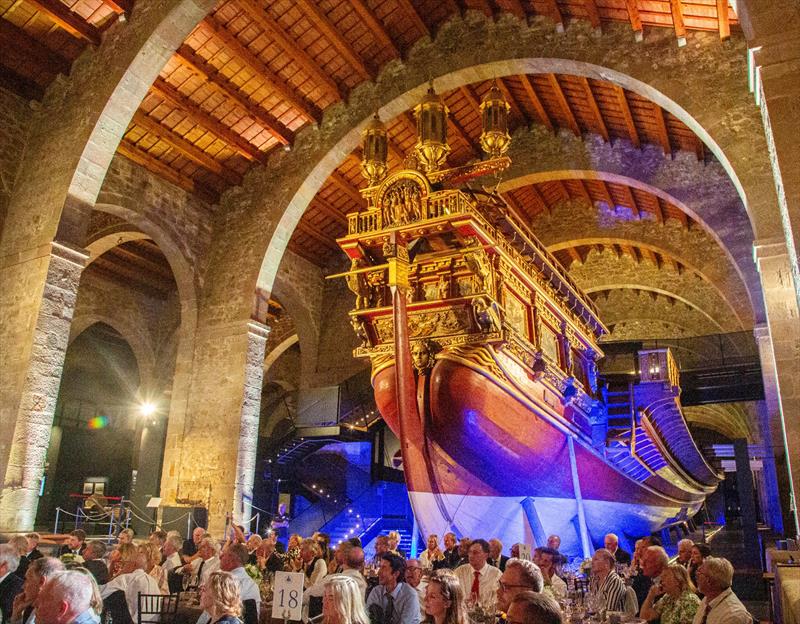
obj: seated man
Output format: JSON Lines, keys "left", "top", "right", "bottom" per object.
{"left": 161, "top": 536, "right": 183, "bottom": 575}
{"left": 179, "top": 537, "right": 220, "bottom": 588}
{"left": 81, "top": 542, "right": 109, "bottom": 585}
{"left": 100, "top": 552, "right": 162, "bottom": 622}
{"left": 197, "top": 544, "right": 259, "bottom": 624}
{"left": 0, "top": 544, "right": 25, "bottom": 624}
{"left": 57, "top": 532, "right": 86, "bottom": 558}
{"left": 10, "top": 557, "right": 65, "bottom": 624}
{"left": 454, "top": 539, "right": 502, "bottom": 609}
{"left": 366, "top": 553, "right": 420, "bottom": 624}
{"left": 35, "top": 570, "right": 98, "bottom": 624}
{"left": 604, "top": 534, "right": 631, "bottom": 565}
{"left": 496, "top": 559, "right": 543, "bottom": 614}
{"left": 24, "top": 535, "right": 43, "bottom": 564}
{"left": 691, "top": 557, "right": 752, "bottom": 624}
{"left": 507, "top": 591, "right": 562, "bottom": 624}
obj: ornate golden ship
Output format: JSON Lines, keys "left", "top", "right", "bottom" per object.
{"left": 334, "top": 84, "right": 720, "bottom": 555}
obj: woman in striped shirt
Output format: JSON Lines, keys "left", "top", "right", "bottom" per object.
{"left": 589, "top": 549, "right": 627, "bottom": 613}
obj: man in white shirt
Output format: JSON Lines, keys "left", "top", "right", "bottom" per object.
{"left": 180, "top": 538, "right": 220, "bottom": 588}
{"left": 161, "top": 537, "right": 183, "bottom": 574}
{"left": 454, "top": 539, "right": 502, "bottom": 609}
{"left": 196, "top": 544, "right": 259, "bottom": 624}
{"left": 100, "top": 552, "right": 161, "bottom": 622}
{"left": 691, "top": 557, "right": 751, "bottom": 624}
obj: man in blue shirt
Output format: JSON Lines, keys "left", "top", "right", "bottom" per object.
{"left": 366, "top": 553, "right": 420, "bottom": 624}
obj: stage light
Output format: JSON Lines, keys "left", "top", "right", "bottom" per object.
{"left": 139, "top": 402, "right": 157, "bottom": 417}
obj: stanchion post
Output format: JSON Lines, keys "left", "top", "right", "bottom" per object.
{"left": 54, "top": 507, "right": 60, "bottom": 534}
{"left": 255, "top": 513, "right": 260, "bottom": 536}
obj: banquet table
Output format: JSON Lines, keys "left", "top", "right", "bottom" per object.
{"left": 777, "top": 565, "right": 800, "bottom": 624}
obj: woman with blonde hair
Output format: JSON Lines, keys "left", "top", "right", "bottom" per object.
{"left": 639, "top": 564, "right": 700, "bottom": 624}
{"left": 322, "top": 575, "right": 369, "bottom": 624}
{"left": 139, "top": 542, "right": 168, "bottom": 593}
{"left": 109, "top": 542, "right": 137, "bottom": 578}
{"left": 301, "top": 539, "right": 327, "bottom": 588}
{"left": 423, "top": 570, "right": 469, "bottom": 624}
{"left": 200, "top": 571, "right": 243, "bottom": 624}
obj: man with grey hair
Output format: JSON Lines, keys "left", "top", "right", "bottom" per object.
{"left": 161, "top": 535, "right": 183, "bottom": 573}
{"left": 11, "top": 557, "right": 65, "bottom": 624}
{"left": 676, "top": 539, "right": 694, "bottom": 567}
{"left": 0, "top": 543, "right": 25, "bottom": 623}
{"left": 81, "top": 542, "right": 108, "bottom": 585}
{"left": 691, "top": 557, "right": 751, "bottom": 624}
{"left": 34, "top": 570, "right": 97, "bottom": 624}
{"left": 496, "top": 558, "right": 544, "bottom": 613}
{"left": 603, "top": 533, "right": 631, "bottom": 565}
{"left": 179, "top": 537, "right": 220, "bottom": 586}
{"left": 100, "top": 551, "right": 161, "bottom": 621}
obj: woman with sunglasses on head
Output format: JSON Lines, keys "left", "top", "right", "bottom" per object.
{"left": 423, "top": 570, "right": 469, "bottom": 624}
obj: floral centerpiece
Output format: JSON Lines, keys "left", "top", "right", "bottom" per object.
{"left": 244, "top": 563, "right": 262, "bottom": 583}
{"left": 60, "top": 553, "right": 84, "bottom": 566}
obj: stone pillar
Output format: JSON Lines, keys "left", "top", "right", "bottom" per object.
{"left": 733, "top": 438, "right": 762, "bottom": 562}
{"left": 233, "top": 321, "right": 269, "bottom": 528}
{"left": 753, "top": 240, "right": 800, "bottom": 536}
{"left": 0, "top": 241, "right": 88, "bottom": 532}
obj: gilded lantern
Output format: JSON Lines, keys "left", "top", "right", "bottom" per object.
{"left": 360, "top": 113, "right": 389, "bottom": 185}
{"left": 479, "top": 81, "right": 511, "bottom": 158}
{"left": 413, "top": 84, "right": 450, "bottom": 173}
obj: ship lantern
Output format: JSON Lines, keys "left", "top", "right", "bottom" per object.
{"left": 413, "top": 83, "right": 450, "bottom": 173}
{"left": 479, "top": 81, "right": 512, "bottom": 158}
{"left": 360, "top": 112, "right": 389, "bottom": 185}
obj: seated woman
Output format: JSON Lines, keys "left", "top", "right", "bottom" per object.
{"left": 200, "top": 571, "right": 244, "bottom": 624}
{"left": 423, "top": 570, "right": 468, "bottom": 624}
{"left": 301, "top": 539, "right": 328, "bottom": 589}
{"left": 322, "top": 575, "right": 370, "bottom": 624}
{"left": 639, "top": 564, "right": 701, "bottom": 624}
{"left": 139, "top": 543, "right": 168, "bottom": 594}
{"left": 109, "top": 543, "right": 137, "bottom": 579}
{"left": 688, "top": 543, "right": 711, "bottom": 590}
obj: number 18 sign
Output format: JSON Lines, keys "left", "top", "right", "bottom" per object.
{"left": 272, "top": 572, "right": 305, "bottom": 621}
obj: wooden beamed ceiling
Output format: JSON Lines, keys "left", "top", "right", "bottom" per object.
{"left": 1, "top": 0, "right": 738, "bottom": 271}
{"left": 550, "top": 242, "right": 689, "bottom": 275}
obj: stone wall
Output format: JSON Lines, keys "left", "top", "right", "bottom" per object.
{"left": 0, "top": 88, "right": 32, "bottom": 235}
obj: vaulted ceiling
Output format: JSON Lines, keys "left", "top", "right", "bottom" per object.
{"left": 1, "top": 0, "right": 750, "bottom": 343}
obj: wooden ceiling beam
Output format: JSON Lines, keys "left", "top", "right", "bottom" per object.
{"left": 578, "top": 77, "right": 609, "bottom": 142}
{"left": 582, "top": 0, "right": 601, "bottom": 29}
{"left": 529, "top": 184, "right": 551, "bottom": 216}
{"left": 695, "top": 138, "right": 705, "bottom": 162}
{"left": 295, "top": 219, "right": 341, "bottom": 253}
{"left": 613, "top": 84, "right": 640, "bottom": 148}
{"left": 669, "top": 0, "right": 687, "bottom": 45}
{"left": 621, "top": 184, "right": 639, "bottom": 218}
{"left": 505, "top": 0, "right": 527, "bottom": 21}
{"left": 546, "top": 74, "right": 580, "bottom": 136}
{"left": 202, "top": 16, "right": 321, "bottom": 123}
{"left": 295, "top": 0, "right": 372, "bottom": 80}
{"left": 716, "top": 0, "right": 730, "bottom": 40}
{"left": 458, "top": 85, "right": 481, "bottom": 111}
{"left": 624, "top": 0, "right": 643, "bottom": 39}
{"left": 150, "top": 78, "right": 266, "bottom": 163}
{"left": 448, "top": 115, "right": 479, "bottom": 156}
{"left": 575, "top": 179, "right": 592, "bottom": 204}
{"left": 328, "top": 171, "right": 365, "bottom": 208}
{"left": 349, "top": 0, "right": 400, "bottom": 58}
{"left": 598, "top": 180, "right": 614, "bottom": 209}
{"left": 474, "top": 0, "right": 494, "bottom": 18}
{"left": 26, "top": 0, "right": 101, "bottom": 45}
{"left": 566, "top": 246, "right": 581, "bottom": 265}
{"left": 94, "top": 252, "right": 174, "bottom": 291}
{"left": 310, "top": 195, "right": 348, "bottom": 227}
{"left": 654, "top": 196, "right": 665, "bottom": 224}
{"left": 520, "top": 75, "right": 553, "bottom": 131}
{"left": 496, "top": 78, "right": 526, "bottom": 125}
{"left": 117, "top": 140, "right": 220, "bottom": 203}
{"left": 502, "top": 191, "right": 534, "bottom": 224}
{"left": 287, "top": 237, "right": 328, "bottom": 267}
{"left": 555, "top": 180, "right": 570, "bottom": 203}
{"left": 132, "top": 110, "right": 242, "bottom": 186}
{"left": 99, "top": 0, "right": 133, "bottom": 15}
{"left": 652, "top": 102, "right": 672, "bottom": 156}
{"left": 175, "top": 45, "right": 294, "bottom": 145}
{"left": 234, "top": 0, "right": 342, "bottom": 100}
{"left": 395, "top": 0, "right": 430, "bottom": 36}
{"left": 90, "top": 259, "right": 170, "bottom": 299}
{"left": 110, "top": 245, "right": 175, "bottom": 279}
{"left": 0, "top": 18, "right": 71, "bottom": 76}
{"left": 544, "top": 0, "right": 565, "bottom": 30}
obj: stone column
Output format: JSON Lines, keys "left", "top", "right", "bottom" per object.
{"left": 233, "top": 321, "right": 269, "bottom": 528}
{"left": 0, "top": 241, "right": 89, "bottom": 532}
{"left": 753, "top": 240, "right": 800, "bottom": 536}
{"left": 754, "top": 326, "right": 789, "bottom": 534}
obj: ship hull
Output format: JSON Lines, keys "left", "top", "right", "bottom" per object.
{"left": 374, "top": 352, "right": 704, "bottom": 555}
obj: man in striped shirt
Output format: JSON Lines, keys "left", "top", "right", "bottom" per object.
{"left": 589, "top": 549, "right": 626, "bottom": 613}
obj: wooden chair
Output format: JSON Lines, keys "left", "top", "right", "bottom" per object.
{"left": 102, "top": 590, "right": 134, "bottom": 624}
{"left": 137, "top": 592, "right": 181, "bottom": 624}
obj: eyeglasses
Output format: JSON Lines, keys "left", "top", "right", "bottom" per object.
{"left": 498, "top": 582, "right": 530, "bottom": 591}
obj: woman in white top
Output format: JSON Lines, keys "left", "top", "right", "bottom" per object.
{"left": 419, "top": 535, "right": 444, "bottom": 569}
{"left": 301, "top": 539, "right": 328, "bottom": 588}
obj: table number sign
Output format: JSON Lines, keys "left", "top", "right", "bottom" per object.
{"left": 517, "top": 544, "right": 531, "bottom": 561}
{"left": 272, "top": 572, "right": 305, "bottom": 621}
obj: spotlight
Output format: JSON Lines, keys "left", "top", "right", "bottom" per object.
{"left": 139, "top": 402, "right": 157, "bottom": 417}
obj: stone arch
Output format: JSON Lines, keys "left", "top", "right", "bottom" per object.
{"left": 84, "top": 232, "right": 151, "bottom": 262}
{"left": 264, "top": 334, "right": 299, "bottom": 376}
{"left": 684, "top": 404, "right": 752, "bottom": 442}
{"left": 588, "top": 285, "right": 727, "bottom": 333}
{"left": 68, "top": 316, "right": 155, "bottom": 392}
{"left": 566, "top": 249, "right": 744, "bottom": 330}
{"left": 210, "top": 15, "right": 774, "bottom": 334}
